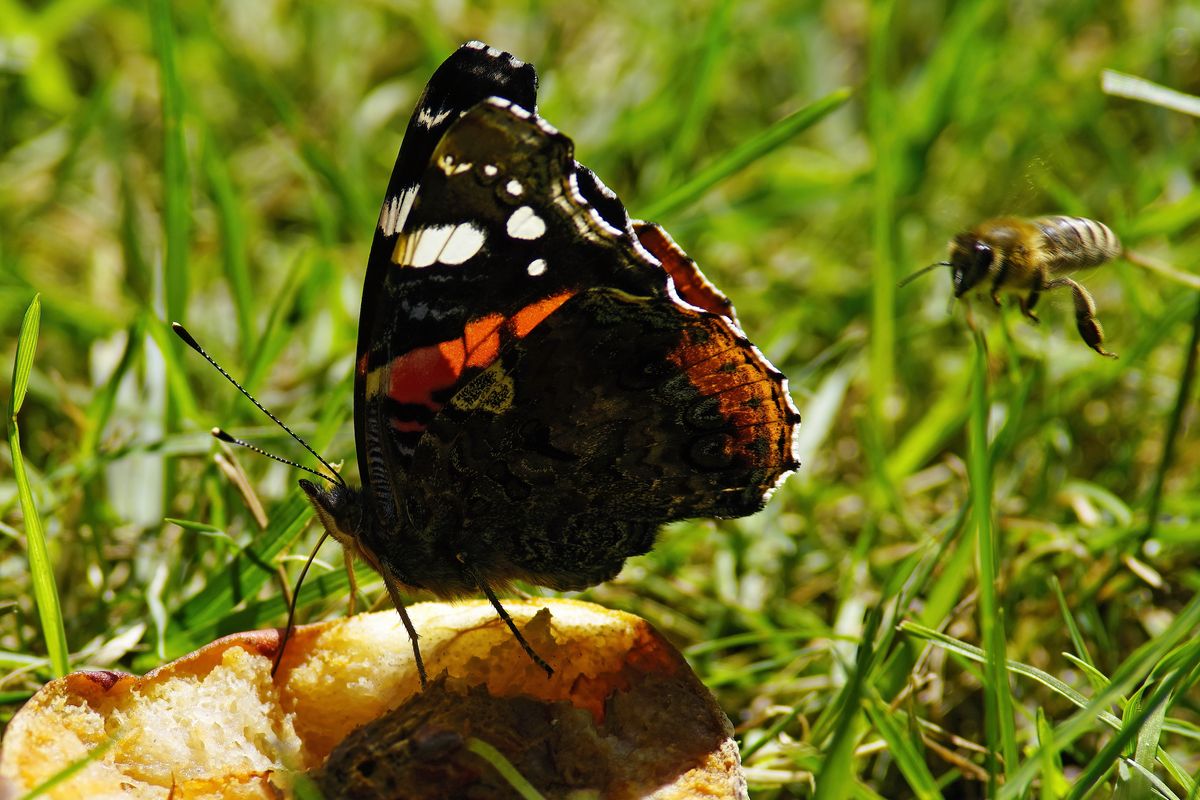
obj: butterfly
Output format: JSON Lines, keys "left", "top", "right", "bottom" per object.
{"left": 294, "top": 41, "right": 801, "bottom": 686}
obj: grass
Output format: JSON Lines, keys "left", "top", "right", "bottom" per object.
{"left": 2, "top": 1, "right": 1200, "bottom": 796}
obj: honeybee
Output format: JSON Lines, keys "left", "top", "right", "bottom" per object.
{"left": 902, "top": 216, "right": 1122, "bottom": 358}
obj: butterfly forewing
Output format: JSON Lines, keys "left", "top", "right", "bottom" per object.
{"left": 357, "top": 97, "right": 675, "bottom": 516}
{"left": 355, "top": 42, "right": 539, "bottom": 523}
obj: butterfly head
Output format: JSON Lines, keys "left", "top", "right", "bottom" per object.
{"left": 299, "top": 479, "right": 370, "bottom": 554}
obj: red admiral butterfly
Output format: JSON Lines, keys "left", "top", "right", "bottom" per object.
{"left": 187, "top": 42, "right": 800, "bottom": 686}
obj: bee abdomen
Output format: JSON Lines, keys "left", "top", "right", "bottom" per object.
{"left": 1032, "top": 216, "right": 1121, "bottom": 272}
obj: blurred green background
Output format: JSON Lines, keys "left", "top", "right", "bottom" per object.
{"left": 3, "top": 0, "right": 1200, "bottom": 796}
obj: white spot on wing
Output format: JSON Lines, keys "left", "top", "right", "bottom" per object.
{"left": 379, "top": 186, "right": 417, "bottom": 236}
{"left": 440, "top": 223, "right": 486, "bottom": 264}
{"left": 483, "top": 164, "right": 498, "bottom": 176}
{"left": 507, "top": 206, "right": 546, "bottom": 240}
{"left": 417, "top": 106, "right": 454, "bottom": 129}
{"left": 527, "top": 259, "right": 547, "bottom": 276}
{"left": 505, "top": 179, "right": 523, "bottom": 196}
{"left": 438, "top": 154, "right": 473, "bottom": 175}
{"left": 395, "top": 223, "right": 485, "bottom": 267}
{"left": 401, "top": 225, "right": 452, "bottom": 267}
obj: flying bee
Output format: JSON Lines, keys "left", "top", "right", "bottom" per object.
{"left": 902, "top": 216, "right": 1122, "bottom": 358}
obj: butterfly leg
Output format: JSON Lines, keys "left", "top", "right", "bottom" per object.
{"left": 1045, "top": 277, "right": 1117, "bottom": 358}
{"left": 382, "top": 573, "right": 429, "bottom": 688}
{"left": 464, "top": 560, "right": 554, "bottom": 678}
{"left": 344, "top": 549, "right": 358, "bottom": 617}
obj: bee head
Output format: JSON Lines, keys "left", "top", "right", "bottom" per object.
{"left": 949, "top": 235, "right": 995, "bottom": 297}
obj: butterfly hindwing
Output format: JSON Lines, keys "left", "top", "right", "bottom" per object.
{"left": 395, "top": 288, "right": 799, "bottom": 592}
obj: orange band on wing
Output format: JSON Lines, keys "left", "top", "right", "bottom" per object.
{"left": 513, "top": 291, "right": 574, "bottom": 337}
{"left": 462, "top": 313, "right": 504, "bottom": 369}
{"left": 375, "top": 291, "right": 578, "bottom": 422}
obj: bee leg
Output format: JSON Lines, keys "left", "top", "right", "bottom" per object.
{"left": 989, "top": 254, "right": 1011, "bottom": 306}
{"left": 1020, "top": 281, "right": 1042, "bottom": 325}
{"left": 1045, "top": 277, "right": 1117, "bottom": 359}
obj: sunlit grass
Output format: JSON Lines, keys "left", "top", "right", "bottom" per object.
{"left": 2, "top": 1, "right": 1199, "bottom": 796}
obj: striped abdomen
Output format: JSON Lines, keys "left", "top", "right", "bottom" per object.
{"left": 1032, "top": 216, "right": 1122, "bottom": 274}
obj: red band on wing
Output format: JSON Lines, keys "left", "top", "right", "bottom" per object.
{"left": 387, "top": 345, "right": 461, "bottom": 407}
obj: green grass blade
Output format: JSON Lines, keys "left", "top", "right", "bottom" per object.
{"left": 901, "top": 617, "right": 1192, "bottom": 797}
{"left": 638, "top": 87, "right": 851, "bottom": 221}
{"left": 1062, "top": 653, "right": 1120, "bottom": 697}
{"left": 1067, "top": 656, "right": 1199, "bottom": 800}
{"left": 918, "top": 504, "right": 976, "bottom": 628}
{"left": 813, "top": 607, "right": 880, "bottom": 800}
{"left": 148, "top": 0, "right": 189, "bottom": 326}
{"left": 1101, "top": 70, "right": 1200, "bottom": 118}
{"left": 465, "top": 737, "right": 546, "bottom": 800}
{"left": 9, "top": 293, "right": 40, "bottom": 418}
{"left": 202, "top": 130, "right": 255, "bottom": 356}
{"left": 999, "top": 592, "right": 1200, "bottom": 799}
{"left": 1142, "top": 293, "right": 1200, "bottom": 542}
{"left": 1050, "top": 576, "right": 1094, "bottom": 669}
{"left": 1120, "top": 759, "right": 1180, "bottom": 800}
{"left": 143, "top": 316, "right": 199, "bottom": 422}
{"left": 7, "top": 294, "right": 69, "bottom": 679}
{"left": 900, "top": 621, "right": 1112, "bottom": 725}
{"left": 1035, "top": 708, "right": 1068, "bottom": 800}
{"left": 866, "top": 0, "right": 898, "bottom": 443}
{"left": 18, "top": 732, "right": 122, "bottom": 800}
{"left": 77, "top": 318, "right": 144, "bottom": 463}
{"left": 170, "top": 493, "right": 311, "bottom": 631}
{"left": 290, "top": 772, "right": 326, "bottom": 800}
{"left": 967, "top": 331, "right": 1019, "bottom": 778}
{"left": 148, "top": 0, "right": 190, "bottom": 503}
{"left": 660, "top": 0, "right": 732, "bottom": 180}
{"left": 885, "top": 365, "right": 971, "bottom": 481}
{"left": 1116, "top": 680, "right": 1171, "bottom": 800}
{"left": 741, "top": 705, "right": 803, "bottom": 761}
{"left": 863, "top": 698, "right": 942, "bottom": 800}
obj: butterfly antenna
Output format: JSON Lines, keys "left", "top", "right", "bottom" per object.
{"left": 212, "top": 428, "right": 337, "bottom": 484}
{"left": 271, "top": 529, "right": 331, "bottom": 677}
{"left": 898, "top": 261, "right": 952, "bottom": 288}
{"left": 172, "top": 323, "right": 345, "bottom": 487}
